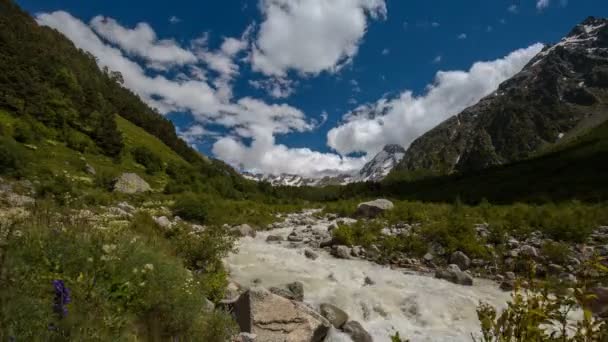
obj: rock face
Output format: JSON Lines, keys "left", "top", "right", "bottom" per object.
{"left": 233, "top": 287, "right": 330, "bottom": 342}
{"left": 319, "top": 303, "right": 349, "bottom": 329}
{"left": 395, "top": 17, "right": 608, "bottom": 175}
{"left": 355, "top": 199, "right": 394, "bottom": 218}
{"left": 342, "top": 321, "right": 373, "bottom": 342}
{"left": 113, "top": 173, "right": 151, "bottom": 194}
{"left": 354, "top": 144, "right": 406, "bottom": 182}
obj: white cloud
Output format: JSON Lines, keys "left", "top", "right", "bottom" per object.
{"left": 382, "top": 48, "right": 390, "bottom": 55}
{"left": 326, "top": 43, "right": 544, "bottom": 156}
{"left": 457, "top": 33, "right": 467, "bottom": 39}
{"left": 251, "top": 0, "right": 386, "bottom": 76}
{"left": 431, "top": 21, "right": 440, "bottom": 28}
{"left": 432, "top": 55, "right": 442, "bottom": 63}
{"left": 249, "top": 78, "right": 296, "bottom": 99}
{"left": 169, "top": 16, "right": 181, "bottom": 24}
{"left": 537, "top": 0, "right": 550, "bottom": 10}
{"left": 90, "top": 16, "right": 196, "bottom": 69}
{"left": 508, "top": 4, "right": 518, "bottom": 13}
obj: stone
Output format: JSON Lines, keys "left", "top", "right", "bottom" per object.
{"left": 351, "top": 246, "right": 364, "bottom": 257}
{"left": 113, "top": 173, "right": 151, "bottom": 194}
{"left": 117, "top": 201, "right": 136, "bottom": 213}
{"left": 519, "top": 245, "right": 538, "bottom": 258}
{"left": 354, "top": 199, "right": 394, "bottom": 218}
{"left": 233, "top": 332, "right": 257, "bottom": 342}
{"left": 202, "top": 298, "right": 215, "bottom": 312}
{"left": 154, "top": 216, "right": 172, "bottom": 228}
{"left": 319, "top": 303, "right": 348, "bottom": 329}
{"left": 587, "top": 287, "right": 608, "bottom": 317}
{"left": 287, "top": 234, "right": 304, "bottom": 242}
{"left": 504, "top": 272, "right": 516, "bottom": 280}
{"left": 85, "top": 163, "right": 96, "bottom": 175}
{"left": 5, "top": 193, "right": 35, "bottom": 206}
{"left": 450, "top": 251, "right": 471, "bottom": 270}
{"left": 500, "top": 280, "right": 515, "bottom": 291}
{"left": 331, "top": 245, "right": 352, "bottom": 259}
{"left": 304, "top": 248, "right": 319, "bottom": 260}
{"left": 435, "top": 264, "right": 474, "bottom": 286}
{"left": 269, "top": 282, "right": 304, "bottom": 302}
{"left": 266, "top": 235, "right": 283, "bottom": 242}
{"left": 233, "top": 287, "right": 330, "bottom": 342}
{"left": 342, "top": 321, "right": 373, "bottom": 342}
{"left": 423, "top": 253, "right": 434, "bottom": 262}
{"left": 548, "top": 263, "right": 565, "bottom": 275}
{"left": 364, "top": 276, "right": 375, "bottom": 286}
{"left": 232, "top": 224, "right": 256, "bottom": 238}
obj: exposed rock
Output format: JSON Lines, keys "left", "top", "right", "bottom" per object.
{"left": 113, "top": 173, "right": 151, "bottom": 194}
{"left": 354, "top": 199, "right": 394, "bottom": 218}
{"left": 287, "top": 234, "right": 304, "bottom": 242}
{"left": 342, "top": 321, "right": 373, "bottom": 342}
{"left": 304, "top": 248, "right": 319, "bottom": 260}
{"left": 331, "top": 245, "right": 352, "bottom": 259}
{"left": 266, "top": 235, "right": 283, "bottom": 242}
{"left": 319, "top": 303, "right": 349, "bottom": 329}
{"left": 202, "top": 298, "right": 215, "bottom": 312}
{"left": 85, "top": 163, "right": 96, "bottom": 175}
{"left": 364, "top": 276, "right": 375, "bottom": 286}
{"left": 435, "top": 264, "right": 474, "bottom": 286}
{"left": 5, "top": 193, "right": 35, "bottom": 206}
{"left": 232, "top": 224, "right": 256, "bottom": 238}
{"left": 117, "top": 201, "right": 136, "bottom": 213}
{"left": 423, "top": 253, "right": 434, "bottom": 262}
{"left": 450, "top": 251, "right": 471, "bottom": 270}
{"left": 154, "top": 216, "right": 172, "bottom": 228}
{"left": 233, "top": 287, "right": 330, "bottom": 342}
{"left": 269, "top": 282, "right": 304, "bottom": 302}
{"left": 519, "top": 245, "right": 539, "bottom": 258}
{"left": 500, "top": 280, "right": 515, "bottom": 292}
{"left": 233, "top": 332, "right": 257, "bottom": 342}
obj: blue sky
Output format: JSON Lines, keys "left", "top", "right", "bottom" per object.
{"left": 18, "top": 0, "right": 608, "bottom": 176}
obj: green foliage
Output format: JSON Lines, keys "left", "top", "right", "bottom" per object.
{"left": 12, "top": 119, "right": 34, "bottom": 143}
{"left": 173, "top": 193, "right": 209, "bottom": 224}
{"left": 92, "top": 113, "right": 124, "bottom": 158}
{"left": 0, "top": 136, "right": 25, "bottom": 176}
{"left": 391, "top": 332, "right": 410, "bottom": 342}
{"left": 64, "top": 129, "right": 92, "bottom": 153}
{"left": 540, "top": 241, "right": 572, "bottom": 266}
{"left": 131, "top": 146, "right": 163, "bottom": 174}
{"left": 332, "top": 221, "right": 382, "bottom": 248}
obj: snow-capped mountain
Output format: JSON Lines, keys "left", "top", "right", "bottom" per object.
{"left": 242, "top": 144, "right": 405, "bottom": 186}
{"left": 353, "top": 144, "right": 406, "bottom": 182}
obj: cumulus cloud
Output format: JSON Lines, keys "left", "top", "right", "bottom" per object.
{"left": 251, "top": 0, "right": 386, "bottom": 76}
{"left": 90, "top": 16, "right": 197, "bottom": 69}
{"left": 249, "top": 78, "right": 296, "bottom": 99}
{"left": 326, "top": 43, "right": 544, "bottom": 156}
{"left": 536, "top": 0, "right": 550, "bottom": 10}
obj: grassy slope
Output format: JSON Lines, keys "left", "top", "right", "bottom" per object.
{"left": 0, "top": 110, "right": 187, "bottom": 191}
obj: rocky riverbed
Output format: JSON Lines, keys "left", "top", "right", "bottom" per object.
{"left": 224, "top": 210, "right": 511, "bottom": 342}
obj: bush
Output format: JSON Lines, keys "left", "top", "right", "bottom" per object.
{"left": 65, "top": 129, "right": 92, "bottom": 153}
{"left": 0, "top": 137, "right": 25, "bottom": 176}
{"left": 12, "top": 120, "right": 34, "bottom": 143}
{"left": 173, "top": 193, "right": 209, "bottom": 224}
{"left": 131, "top": 146, "right": 163, "bottom": 174}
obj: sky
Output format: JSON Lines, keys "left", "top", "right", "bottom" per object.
{"left": 16, "top": 0, "right": 608, "bottom": 177}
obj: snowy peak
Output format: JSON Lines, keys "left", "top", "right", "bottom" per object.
{"left": 355, "top": 144, "right": 406, "bottom": 182}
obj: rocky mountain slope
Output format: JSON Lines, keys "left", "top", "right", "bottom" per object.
{"left": 243, "top": 144, "right": 406, "bottom": 186}
{"left": 395, "top": 17, "right": 608, "bottom": 175}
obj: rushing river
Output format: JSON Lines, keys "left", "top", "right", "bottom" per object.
{"left": 224, "top": 213, "right": 510, "bottom": 342}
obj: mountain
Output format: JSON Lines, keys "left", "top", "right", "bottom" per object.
{"left": 353, "top": 144, "right": 406, "bottom": 182}
{"left": 394, "top": 17, "right": 608, "bottom": 176}
{"left": 243, "top": 144, "right": 405, "bottom": 187}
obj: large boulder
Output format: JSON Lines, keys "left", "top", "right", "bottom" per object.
{"left": 233, "top": 287, "right": 330, "bottom": 342}
{"left": 435, "top": 264, "right": 474, "bottom": 286}
{"left": 331, "top": 245, "right": 352, "bottom": 259}
{"left": 113, "top": 173, "right": 151, "bottom": 194}
{"left": 342, "top": 321, "right": 373, "bottom": 342}
{"left": 232, "top": 224, "right": 256, "bottom": 238}
{"left": 270, "top": 281, "right": 304, "bottom": 302}
{"left": 319, "top": 303, "right": 348, "bottom": 329}
{"left": 354, "top": 199, "right": 394, "bottom": 218}
{"left": 450, "top": 251, "right": 471, "bottom": 270}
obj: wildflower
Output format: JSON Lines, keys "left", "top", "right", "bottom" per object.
{"left": 52, "top": 280, "right": 71, "bottom": 318}
{"left": 144, "top": 263, "right": 154, "bottom": 271}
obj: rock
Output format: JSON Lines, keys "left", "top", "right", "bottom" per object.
{"left": 233, "top": 287, "right": 330, "bottom": 342}
{"left": 269, "top": 282, "right": 304, "bottom": 301}
{"left": 423, "top": 253, "right": 434, "bottom": 262}
{"left": 202, "top": 298, "right": 215, "bottom": 312}
{"left": 319, "top": 303, "right": 349, "bottom": 329}
{"left": 364, "top": 276, "right": 375, "bottom": 286}
{"left": 351, "top": 246, "right": 364, "bottom": 257}
{"left": 85, "top": 163, "right": 96, "bottom": 175}
{"left": 117, "top": 201, "right": 136, "bottom": 213}
{"left": 504, "top": 272, "right": 516, "bottom": 280}
{"left": 232, "top": 224, "right": 256, "bottom": 238}
{"left": 450, "top": 251, "right": 471, "bottom": 270}
{"left": 5, "top": 193, "right": 35, "bottom": 207}
{"left": 500, "top": 280, "right": 515, "bottom": 291}
{"left": 154, "top": 216, "right": 172, "bottom": 228}
{"left": 304, "top": 248, "right": 319, "bottom": 260}
{"left": 331, "top": 245, "right": 352, "bottom": 259}
{"left": 587, "top": 287, "right": 608, "bottom": 317}
{"left": 233, "top": 332, "right": 257, "bottom": 342}
{"left": 266, "top": 235, "right": 283, "bottom": 242}
{"left": 435, "top": 264, "right": 474, "bottom": 286}
{"left": 342, "top": 321, "right": 372, "bottom": 342}
{"left": 519, "top": 245, "right": 538, "bottom": 258}
{"left": 548, "top": 263, "right": 565, "bottom": 275}
{"left": 328, "top": 223, "right": 338, "bottom": 233}
{"left": 287, "top": 234, "right": 304, "bottom": 242}
{"left": 354, "top": 199, "right": 394, "bottom": 218}
{"left": 108, "top": 207, "right": 130, "bottom": 217}
{"left": 113, "top": 173, "right": 151, "bottom": 194}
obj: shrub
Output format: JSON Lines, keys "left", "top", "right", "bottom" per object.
{"left": 12, "top": 120, "right": 34, "bottom": 143}
{"left": 0, "top": 137, "right": 25, "bottom": 176}
{"left": 131, "top": 146, "right": 163, "bottom": 174}
{"left": 65, "top": 129, "right": 92, "bottom": 153}
{"left": 541, "top": 241, "right": 572, "bottom": 265}
{"left": 173, "top": 193, "right": 209, "bottom": 224}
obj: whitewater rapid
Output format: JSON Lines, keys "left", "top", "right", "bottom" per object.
{"left": 224, "top": 214, "right": 510, "bottom": 342}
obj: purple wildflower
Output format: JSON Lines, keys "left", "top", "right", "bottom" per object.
{"left": 52, "top": 280, "right": 71, "bottom": 318}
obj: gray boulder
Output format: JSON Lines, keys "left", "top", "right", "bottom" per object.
{"left": 85, "top": 163, "right": 96, "bottom": 175}
{"left": 435, "top": 264, "right": 474, "bottom": 286}
{"left": 269, "top": 281, "right": 304, "bottom": 301}
{"left": 232, "top": 224, "right": 256, "bottom": 238}
{"left": 304, "top": 248, "right": 319, "bottom": 260}
{"left": 450, "top": 251, "right": 471, "bottom": 270}
{"left": 331, "top": 245, "right": 352, "bottom": 259}
{"left": 354, "top": 199, "right": 394, "bottom": 218}
{"left": 319, "top": 303, "right": 348, "bottom": 329}
{"left": 342, "top": 321, "right": 372, "bottom": 342}
{"left": 233, "top": 287, "right": 330, "bottom": 342}
{"left": 154, "top": 216, "right": 172, "bottom": 228}
{"left": 266, "top": 235, "right": 283, "bottom": 242}
{"left": 113, "top": 173, "right": 151, "bottom": 194}
{"left": 519, "top": 245, "right": 539, "bottom": 258}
